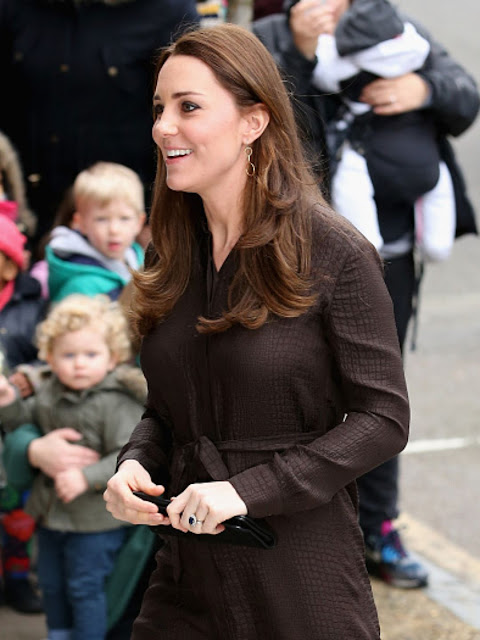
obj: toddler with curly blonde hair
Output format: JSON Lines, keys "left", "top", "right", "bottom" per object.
{"left": 0, "top": 294, "right": 146, "bottom": 640}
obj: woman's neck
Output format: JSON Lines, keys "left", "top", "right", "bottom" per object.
{"left": 203, "top": 197, "right": 243, "bottom": 272}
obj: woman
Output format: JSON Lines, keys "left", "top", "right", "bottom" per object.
{"left": 104, "top": 23, "right": 409, "bottom": 639}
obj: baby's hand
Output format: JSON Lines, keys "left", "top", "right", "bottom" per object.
{"left": 9, "top": 371, "right": 35, "bottom": 398}
{"left": 0, "top": 374, "right": 16, "bottom": 407}
{"left": 55, "top": 468, "right": 89, "bottom": 503}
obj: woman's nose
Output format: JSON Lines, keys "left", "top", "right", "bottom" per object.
{"left": 153, "top": 114, "right": 178, "bottom": 138}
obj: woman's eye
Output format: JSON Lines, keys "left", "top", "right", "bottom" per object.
{"left": 153, "top": 103, "right": 164, "bottom": 118}
{"left": 182, "top": 101, "right": 198, "bottom": 113}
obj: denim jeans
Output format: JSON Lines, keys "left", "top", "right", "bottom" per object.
{"left": 37, "top": 526, "right": 127, "bottom": 640}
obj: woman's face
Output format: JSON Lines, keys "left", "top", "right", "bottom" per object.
{"left": 152, "top": 55, "right": 251, "bottom": 200}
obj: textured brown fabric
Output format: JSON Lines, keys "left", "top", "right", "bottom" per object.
{"left": 119, "top": 209, "right": 410, "bottom": 639}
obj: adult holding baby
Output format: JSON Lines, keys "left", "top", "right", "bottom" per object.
{"left": 253, "top": 0, "right": 479, "bottom": 589}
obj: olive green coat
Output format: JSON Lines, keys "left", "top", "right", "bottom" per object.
{"left": 0, "top": 365, "right": 146, "bottom": 532}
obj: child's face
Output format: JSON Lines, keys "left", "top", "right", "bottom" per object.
{"left": 73, "top": 199, "right": 145, "bottom": 261}
{"left": 0, "top": 251, "right": 18, "bottom": 289}
{"left": 47, "top": 326, "right": 117, "bottom": 391}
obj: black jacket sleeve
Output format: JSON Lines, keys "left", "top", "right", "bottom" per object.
{"left": 409, "top": 17, "right": 480, "bottom": 137}
{"left": 253, "top": 14, "right": 331, "bottom": 195}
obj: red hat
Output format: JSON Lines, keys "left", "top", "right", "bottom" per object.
{"left": 0, "top": 200, "right": 19, "bottom": 222}
{"left": 0, "top": 215, "right": 26, "bottom": 269}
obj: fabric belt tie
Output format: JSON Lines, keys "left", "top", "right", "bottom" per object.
{"left": 164, "top": 429, "right": 325, "bottom": 583}
{"left": 169, "top": 430, "right": 326, "bottom": 496}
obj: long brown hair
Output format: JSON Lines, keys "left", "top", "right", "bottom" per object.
{"left": 132, "top": 23, "right": 328, "bottom": 336}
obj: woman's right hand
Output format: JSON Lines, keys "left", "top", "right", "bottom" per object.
{"left": 104, "top": 459, "right": 169, "bottom": 526}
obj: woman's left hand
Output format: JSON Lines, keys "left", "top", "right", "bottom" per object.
{"left": 360, "top": 73, "right": 431, "bottom": 115}
{"left": 167, "top": 481, "right": 248, "bottom": 535}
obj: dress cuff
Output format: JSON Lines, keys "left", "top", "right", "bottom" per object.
{"left": 229, "top": 462, "right": 283, "bottom": 519}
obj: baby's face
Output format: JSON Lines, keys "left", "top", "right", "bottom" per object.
{"left": 47, "top": 326, "right": 116, "bottom": 391}
{"left": 74, "top": 198, "right": 145, "bottom": 261}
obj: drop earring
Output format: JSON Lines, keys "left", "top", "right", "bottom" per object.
{"left": 245, "top": 146, "right": 255, "bottom": 177}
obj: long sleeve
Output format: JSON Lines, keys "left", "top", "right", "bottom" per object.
{"left": 411, "top": 18, "right": 480, "bottom": 137}
{"left": 230, "top": 237, "right": 409, "bottom": 519}
{"left": 0, "top": 393, "right": 35, "bottom": 433}
{"left": 252, "top": 14, "right": 331, "bottom": 189}
{"left": 82, "top": 392, "right": 144, "bottom": 490}
{"left": 117, "top": 401, "right": 173, "bottom": 486}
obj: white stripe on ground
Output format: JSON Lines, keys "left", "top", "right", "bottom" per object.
{"left": 399, "top": 514, "right": 480, "bottom": 631}
{"left": 410, "top": 552, "right": 480, "bottom": 631}
{"left": 403, "top": 436, "right": 480, "bottom": 454}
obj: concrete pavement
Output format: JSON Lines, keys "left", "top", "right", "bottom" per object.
{"left": 1, "top": 525, "right": 480, "bottom": 640}
{"left": 1, "top": 512, "right": 480, "bottom": 639}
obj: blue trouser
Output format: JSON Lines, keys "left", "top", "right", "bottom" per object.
{"left": 37, "top": 527, "right": 127, "bottom": 640}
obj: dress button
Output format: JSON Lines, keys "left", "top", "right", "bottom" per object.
{"left": 27, "top": 173, "right": 42, "bottom": 184}
{"left": 60, "top": 63, "right": 70, "bottom": 73}
{"left": 107, "top": 66, "right": 119, "bottom": 77}
{"left": 14, "top": 51, "right": 24, "bottom": 62}
{"left": 50, "top": 134, "right": 60, "bottom": 144}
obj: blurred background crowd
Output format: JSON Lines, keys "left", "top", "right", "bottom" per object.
{"left": 0, "top": 1, "right": 477, "bottom": 638}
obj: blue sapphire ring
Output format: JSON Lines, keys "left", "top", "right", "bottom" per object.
{"left": 188, "top": 514, "right": 203, "bottom": 527}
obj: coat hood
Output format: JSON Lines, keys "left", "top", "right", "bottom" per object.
{"left": 21, "top": 363, "right": 147, "bottom": 403}
{"left": 48, "top": 225, "right": 141, "bottom": 280}
{"left": 56, "top": 365, "right": 147, "bottom": 404}
{"left": 111, "top": 365, "right": 148, "bottom": 404}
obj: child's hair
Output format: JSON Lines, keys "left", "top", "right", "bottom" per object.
{"left": 73, "top": 162, "right": 145, "bottom": 214}
{"left": 37, "top": 294, "right": 131, "bottom": 363}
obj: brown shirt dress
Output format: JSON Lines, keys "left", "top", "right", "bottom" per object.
{"left": 118, "top": 209, "right": 410, "bottom": 639}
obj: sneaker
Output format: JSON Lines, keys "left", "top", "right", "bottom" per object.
{"left": 364, "top": 520, "right": 429, "bottom": 589}
{"left": 4, "top": 577, "right": 43, "bottom": 614}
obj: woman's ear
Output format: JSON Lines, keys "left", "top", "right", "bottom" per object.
{"left": 243, "top": 103, "right": 270, "bottom": 145}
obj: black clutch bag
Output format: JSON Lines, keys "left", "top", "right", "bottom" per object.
{"left": 133, "top": 491, "right": 277, "bottom": 550}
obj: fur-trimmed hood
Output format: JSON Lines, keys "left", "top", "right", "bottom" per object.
{"left": 112, "top": 364, "right": 148, "bottom": 404}
{"left": 13, "top": 362, "right": 148, "bottom": 403}
{"left": 0, "top": 132, "right": 36, "bottom": 236}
